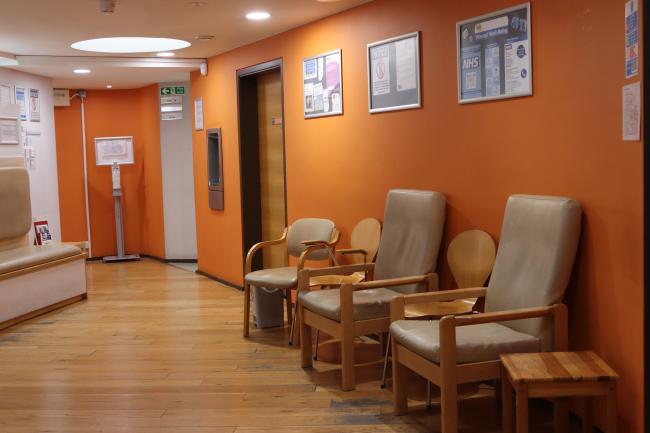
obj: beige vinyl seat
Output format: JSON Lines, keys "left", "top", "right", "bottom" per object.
{"left": 242, "top": 218, "right": 339, "bottom": 342}
{"left": 389, "top": 194, "right": 582, "bottom": 433}
{"left": 298, "top": 189, "right": 446, "bottom": 390}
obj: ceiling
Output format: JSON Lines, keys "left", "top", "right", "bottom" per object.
{"left": 0, "top": 0, "right": 369, "bottom": 89}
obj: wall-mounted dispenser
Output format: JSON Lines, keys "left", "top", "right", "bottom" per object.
{"left": 207, "top": 128, "right": 224, "bottom": 210}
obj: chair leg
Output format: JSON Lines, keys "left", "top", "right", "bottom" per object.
{"left": 313, "top": 330, "right": 320, "bottom": 360}
{"left": 243, "top": 283, "right": 251, "bottom": 337}
{"left": 515, "top": 385, "right": 529, "bottom": 433}
{"left": 341, "top": 321, "right": 355, "bottom": 391}
{"left": 605, "top": 383, "right": 617, "bottom": 433}
{"left": 501, "top": 369, "right": 514, "bottom": 433}
{"left": 392, "top": 340, "right": 408, "bottom": 415}
{"left": 285, "top": 289, "right": 293, "bottom": 326}
{"left": 380, "top": 333, "right": 391, "bottom": 389}
{"left": 289, "top": 292, "right": 300, "bottom": 346}
{"left": 554, "top": 398, "right": 569, "bottom": 433}
{"left": 299, "top": 305, "right": 313, "bottom": 368}
{"left": 426, "top": 381, "right": 432, "bottom": 409}
{"left": 440, "top": 381, "right": 458, "bottom": 433}
{"left": 581, "top": 397, "right": 594, "bottom": 433}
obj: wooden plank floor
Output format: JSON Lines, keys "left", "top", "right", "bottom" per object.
{"left": 0, "top": 259, "right": 569, "bottom": 433}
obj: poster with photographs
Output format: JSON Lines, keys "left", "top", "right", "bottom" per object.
{"left": 367, "top": 32, "right": 421, "bottom": 113}
{"left": 29, "top": 88, "right": 40, "bottom": 122}
{"left": 457, "top": 3, "right": 532, "bottom": 103}
{"left": 303, "top": 49, "right": 343, "bottom": 118}
{"left": 33, "top": 220, "right": 53, "bottom": 245}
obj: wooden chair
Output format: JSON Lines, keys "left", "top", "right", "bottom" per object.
{"left": 242, "top": 218, "right": 339, "bottom": 343}
{"left": 389, "top": 195, "right": 582, "bottom": 433}
{"left": 298, "top": 189, "right": 446, "bottom": 390}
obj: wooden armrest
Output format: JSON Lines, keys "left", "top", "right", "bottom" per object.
{"left": 297, "top": 263, "right": 373, "bottom": 290}
{"left": 297, "top": 243, "right": 336, "bottom": 269}
{"left": 390, "top": 287, "right": 486, "bottom": 322}
{"left": 338, "top": 248, "right": 368, "bottom": 256}
{"left": 453, "top": 305, "right": 558, "bottom": 326}
{"left": 301, "top": 239, "right": 329, "bottom": 246}
{"left": 351, "top": 274, "right": 436, "bottom": 291}
{"left": 245, "top": 229, "right": 288, "bottom": 274}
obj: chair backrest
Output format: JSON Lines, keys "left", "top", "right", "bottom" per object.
{"left": 374, "top": 189, "right": 446, "bottom": 294}
{"left": 287, "top": 218, "right": 335, "bottom": 261}
{"left": 0, "top": 159, "right": 31, "bottom": 251}
{"left": 447, "top": 229, "right": 496, "bottom": 288}
{"left": 348, "top": 218, "right": 381, "bottom": 265}
{"left": 485, "top": 195, "right": 582, "bottom": 351}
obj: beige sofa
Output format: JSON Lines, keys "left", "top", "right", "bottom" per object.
{"left": 0, "top": 157, "right": 87, "bottom": 330}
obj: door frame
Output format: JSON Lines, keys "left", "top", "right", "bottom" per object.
{"left": 236, "top": 58, "right": 288, "bottom": 279}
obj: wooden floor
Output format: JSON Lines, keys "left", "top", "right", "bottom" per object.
{"left": 0, "top": 259, "right": 570, "bottom": 433}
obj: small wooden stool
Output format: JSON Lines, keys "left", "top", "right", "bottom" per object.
{"left": 500, "top": 351, "right": 619, "bottom": 433}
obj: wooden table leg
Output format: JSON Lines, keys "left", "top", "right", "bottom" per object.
{"left": 605, "top": 383, "right": 617, "bottom": 433}
{"left": 501, "top": 366, "right": 514, "bottom": 433}
{"left": 554, "top": 397, "right": 569, "bottom": 433}
{"left": 515, "top": 384, "right": 528, "bottom": 433}
{"left": 581, "top": 397, "right": 594, "bottom": 433}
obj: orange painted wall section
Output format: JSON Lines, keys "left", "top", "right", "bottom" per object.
{"left": 190, "top": 0, "right": 643, "bottom": 430}
{"left": 55, "top": 85, "right": 165, "bottom": 259}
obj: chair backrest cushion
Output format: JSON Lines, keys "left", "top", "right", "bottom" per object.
{"left": 485, "top": 194, "right": 582, "bottom": 350}
{"left": 287, "top": 218, "right": 335, "bottom": 260}
{"left": 374, "top": 189, "right": 446, "bottom": 293}
{"left": 0, "top": 166, "right": 32, "bottom": 241}
{"left": 349, "top": 218, "right": 381, "bottom": 265}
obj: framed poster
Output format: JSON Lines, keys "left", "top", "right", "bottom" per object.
{"left": 303, "top": 49, "right": 343, "bottom": 118}
{"left": 0, "top": 116, "right": 20, "bottom": 145}
{"left": 95, "top": 136, "right": 134, "bottom": 166}
{"left": 14, "top": 87, "right": 27, "bottom": 121}
{"left": 457, "top": 3, "right": 531, "bottom": 104}
{"left": 29, "top": 88, "right": 40, "bottom": 122}
{"left": 367, "top": 32, "right": 421, "bottom": 113}
{"left": 33, "top": 220, "right": 53, "bottom": 245}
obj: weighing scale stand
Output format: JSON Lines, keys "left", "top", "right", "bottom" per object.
{"left": 103, "top": 162, "right": 140, "bottom": 263}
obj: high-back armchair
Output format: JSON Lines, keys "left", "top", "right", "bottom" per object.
{"left": 389, "top": 194, "right": 582, "bottom": 433}
{"left": 298, "top": 189, "right": 446, "bottom": 390}
{"left": 242, "top": 218, "right": 338, "bottom": 341}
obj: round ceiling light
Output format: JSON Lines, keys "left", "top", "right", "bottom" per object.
{"left": 156, "top": 51, "right": 175, "bottom": 57}
{"left": 71, "top": 37, "right": 191, "bottom": 53}
{"left": 246, "top": 11, "right": 270, "bottom": 20}
{"left": 73, "top": 69, "right": 91, "bottom": 74}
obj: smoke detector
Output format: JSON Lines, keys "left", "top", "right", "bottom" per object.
{"left": 99, "top": 0, "right": 116, "bottom": 14}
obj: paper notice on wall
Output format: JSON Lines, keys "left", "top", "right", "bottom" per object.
{"left": 371, "top": 45, "right": 391, "bottom": 96}
{"left": 395, "top": 37, "right": 417, "bottom": 92}
{"left": 313, "top": 83, "right": 324, "bottom": 112}
{"left": 317, "top": 57, "right": 324, "bottom": 81}
{"left": 622, "top": 82, "right": 640, "bottom": 141}
{"left": 625, "top": 0, "right": 639, "bottom": 78}
{"left": 0, "top": 85, "right": 11, "bottom": 105}
{"left": 15, "top": 87, "right": 27, "bottom": 121}
{"left": 304, "top": 82, "right": 314, "bottom": 113}
{"left": 303, "top": 58, "right": 317, "bottom": 80}
{"left": 504, "top": 40, "right": 530, "bottom": 94}
{"left": 0, "top": 118, "right": 19, "bottom": 144}
{"left": 29, "top": 88, "right": 40, "bottom": 122}
{"left": 194, "top": 97, "right": 203, "bottom": 131}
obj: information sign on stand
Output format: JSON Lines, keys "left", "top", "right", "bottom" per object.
{"left": 457, "top": 3, "right": 532, "bottom": 104}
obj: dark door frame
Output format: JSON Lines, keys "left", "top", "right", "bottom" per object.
{"left": 236, "top": 58, "right": 288, "bottom": 281}
{"left": 644, "top": 0, "right": 648, "bottom": 431}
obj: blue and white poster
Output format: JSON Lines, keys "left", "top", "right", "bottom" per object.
{"left": 457, "top": 3, "right": 532, "bottom": 104}
{"left": 625, "top": 0, "right": 638, "bottom": 78}
{"left": 14, "top": 87, "right": 27, "bottom": 121}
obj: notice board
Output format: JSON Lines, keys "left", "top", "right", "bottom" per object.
{"left": 457, "top": 3, "right": 532, "bottom": 104}
{"left": 303, "top": 49, "right": 343, "bottom": 118}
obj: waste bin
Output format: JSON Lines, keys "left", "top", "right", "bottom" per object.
{"left": 252, "top": 285, "right": 285, "bottom": 329}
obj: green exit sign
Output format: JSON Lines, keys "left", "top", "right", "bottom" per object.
{"left": 160, "top": 86, "right": 185, "bottom": 96}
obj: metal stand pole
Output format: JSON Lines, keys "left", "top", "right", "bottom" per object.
{"left": 103, "top": 163, "right": 140, "bottom": 263}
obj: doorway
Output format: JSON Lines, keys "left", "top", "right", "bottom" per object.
{"left": 237, "top": 59, "right": 287, "bottom": 274}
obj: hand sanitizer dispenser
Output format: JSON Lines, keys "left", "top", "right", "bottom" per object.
{"left": 207, "top": 128, "right": 224, "bottom": 210}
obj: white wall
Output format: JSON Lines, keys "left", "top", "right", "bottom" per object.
{"left": 159, "top": 82, "right": 198, "bottom": 260}
{"left": 0, "top": 68, "right": 61, "bottom": 243}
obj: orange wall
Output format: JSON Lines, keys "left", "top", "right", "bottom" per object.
{"left": 55, "top": 85, "right": 165, "bottom": 258}
{"left": 190, "top": 0, "right": 643, "bottom": 430}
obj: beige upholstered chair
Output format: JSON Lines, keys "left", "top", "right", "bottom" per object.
{"left": 242, "top": 218, "right": 338, "bottom": 342}
{"left": 298, "top": 189, "right": 446, "bottom": 390}
{"left": 389, "top": 195, "right": 582, "bottom": 433}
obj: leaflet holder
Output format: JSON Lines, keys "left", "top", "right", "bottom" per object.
{"left": 95, "top": 136, "right": 140, "bottom": 263}
{"left": 207, "top": 128, "right": 224, "bottom": 210}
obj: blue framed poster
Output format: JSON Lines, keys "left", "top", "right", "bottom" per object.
{"left": 456, "top": 3, "right": 532, "bottom": 104}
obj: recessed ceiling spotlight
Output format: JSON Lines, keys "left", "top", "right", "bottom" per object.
{"left": 106, "top": 85, "right": 113, "bottom": 88}
{"left": 187, "top": 1, "right": 206, "bottom": 6}
{"left": 156, "top": 51, "right": 175, "bottom": 57}
{"left": 246, "top": 11, "right": 270, "bottom": 20}
{"left": 73, "top": 69, "right": 91, "bottom": 74}
{"left": 71, "top": 37, "right": 190, "bottom": 53}
{"left": 194, "top": 35, "right": 215, "bottom": 41}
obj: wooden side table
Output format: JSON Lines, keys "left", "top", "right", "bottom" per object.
{"left": 501, "top": 351, "right": 619, "bottom": 433}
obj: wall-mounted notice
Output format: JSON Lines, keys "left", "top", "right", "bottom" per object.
{"left": 161, "top": 95, "right": 183, "bottom": 121}
{"left": 95, "top": 136, "right": 135, "bottom": 166}
{"left": 367, "top": 32, "right": 421, "bottom": 113}
{"left": 457, "top": 3, "right": 532, "bottom": 104}
{"left": 0, "top": 116, "right": 20, "bottom": 145}
{"left": 622, "top": 82, "right": 640, "bottom": 141}
{"left": 15, "top": 87, "right": 27, "bottom": 121}
{"left": 0, "top": 85, "right": 11, "bottom": 105}
{"left": 29, "top": 88, "right": 40, "bottom": 122}
{"left": 625, "top": 0, "right": 639, "bottom": 78}
{"left": 303, "top": 49, "right": 343, "bottom": 118}
{"left": 194, "top": 97, "right": 204, "bottom": 131}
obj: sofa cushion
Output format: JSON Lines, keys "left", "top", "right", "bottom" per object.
{"left": 390, "top": 319, "right": 540, "bottom": 364}
{"left": 0, "top": 244, "right": 83, "bottom": 276}
{"left": 299, "top": 287, "right": 400, "bottom": 322}
{"left": 245, "top": 266, "right": 297, "bottom": 290}
{"left": 0, "top": 167, "right": 32, "bottom": 240}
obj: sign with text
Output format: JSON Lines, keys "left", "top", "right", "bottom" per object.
{"left": 160, "top": 86, "right": 185, "bottom": 96}
{"left": 302, "top": 49, "right": 343, "bottom": 119}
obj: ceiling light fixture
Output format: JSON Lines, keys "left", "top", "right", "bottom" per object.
{"left": 246, "top": 11, "right": 270, "bottom": 20}
{"left": 106, "top": 85, "right": 113, "bottom": 88}
{"left": 73, "top": 69, "right": 91, "bottom": 74}
{"left": 194, "top": 35, "right": 215, "bottom": 41}
{"left": 187, "top": 1, "right": 206, "bottom": 6}
{"left": 156, "top": 52, "right": 175, "bottom": 57}
{"left": 71, "top": 37, "right": 191, "bottom": 54}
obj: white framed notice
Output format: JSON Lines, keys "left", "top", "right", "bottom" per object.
{"left": 303, "top": 49, "right": 343, "bottom": 118}
{"left": 95, "top": 136, "right": 134, "bottom": 166}
{"left": 15, "top": 87, "right": 27, "bottom": 121}
{"left": 0, "top": 116, "right": 20, "bottom": 145}
{"left": 457, "top": 3, "right": 532, "bottom": 104}
{"left": 194, "top": 97, "right": 204, "bottom": 130}
{"left": 29, "top": 88, "right": 40, "bottom": 122}
{"left": 367, "top": 32, "right": 421, "bottom": 114}
{"left": 0, "top": 85, "right": 11, "bottom": 105}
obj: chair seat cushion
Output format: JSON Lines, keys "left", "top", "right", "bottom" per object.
{"left": 390, "top": 319, "right": 540, "bottom": 364}
{"left": 0, "top": 244, "right": 83, "bottom": 276}
{"left": 299, "top": 287, "right": 400, "bottom": 322}
{"left": 245, "top": 266, "right": 297, "bottom": 290}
